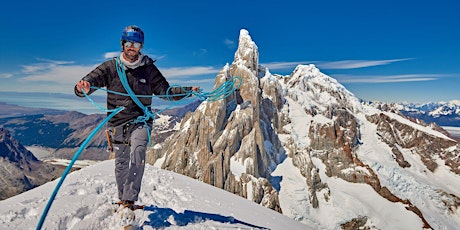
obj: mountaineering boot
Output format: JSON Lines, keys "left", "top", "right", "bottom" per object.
{"left": 120, "top": 200, "right": 135, "bottom": 228}
{"left": 112, "top": 200, "right": 145, "bottom": 229}
{"left": 113, "top": 200, "right": 144, "bottom": 211}
{"left": 123, "top": 200, "right": 135, "bottom": 209}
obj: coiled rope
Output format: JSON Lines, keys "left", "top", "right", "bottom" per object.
{"left": 36, "top": 57, "right": 241, "bottom": 229}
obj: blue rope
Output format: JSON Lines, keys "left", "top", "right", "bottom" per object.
{"left": 116, "top": 57, "right": 148, "bottom": 110}
{"left": 90, "top": 75, "right": 242, "bottom": 102}
{"left": 36, "top": 105, "right": 124, "bottom": 230}
{"left": 115, "top": 57, "right": 157, "bottom": 144}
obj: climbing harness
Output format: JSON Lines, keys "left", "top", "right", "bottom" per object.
{"left": 36, "top": 57, "right": 241, "bottom": 229}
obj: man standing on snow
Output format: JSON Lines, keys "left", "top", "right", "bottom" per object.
{"left": 74, "top": 25, "right": 199, "bottom": 212}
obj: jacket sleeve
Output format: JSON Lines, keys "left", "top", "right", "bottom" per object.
{"left": 74, "top": 60, "right": 112, "bottom": 97}
{"left": 149, "top": 63, "right": 192, "bottom": 101}
{"left": 167, "top": 86, "right": 193, "bottom": 101}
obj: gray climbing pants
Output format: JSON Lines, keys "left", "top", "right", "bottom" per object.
{"left": 108, "top": 122, "right": 151, "bottom": 201}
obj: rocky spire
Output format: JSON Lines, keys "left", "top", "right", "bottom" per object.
{"left": 153, "top": 29, "right": 281, "bottom": 211}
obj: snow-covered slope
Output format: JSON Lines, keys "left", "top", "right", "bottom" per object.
{"left": 263, "top": 64, "right": 459, "bottom": 229}
{"left": 0, "top": 160, "right": 308, "bottom": 229}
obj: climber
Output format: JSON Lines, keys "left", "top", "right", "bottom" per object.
{"left": 74, "top": 25, "right": 200, "bottom": 212}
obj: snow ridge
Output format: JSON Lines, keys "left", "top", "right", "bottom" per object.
{"left": 0, "top": 160, "right": 308, "bottom": 229}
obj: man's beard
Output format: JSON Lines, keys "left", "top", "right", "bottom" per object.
{"left": 123, "top": 49, "right": 140, "bottom": 62}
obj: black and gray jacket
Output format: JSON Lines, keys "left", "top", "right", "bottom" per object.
{"left": 75, "top": 55, "right": 191, "bottom": 126}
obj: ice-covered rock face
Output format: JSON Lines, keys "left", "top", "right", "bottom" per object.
{"left": 156, "top": 29, "right": 281, "bottom": 213}
{"left": 233, "top": 29, "right": 259, "bottom": 72}
{"left": 148, "top": 29, "right": 460, "bottom": 229}
{"left": 230, "top": 29, "right": 260, "bottom": 109}
{"left": 284, "top": 64, "right": 364, "bottom": 117}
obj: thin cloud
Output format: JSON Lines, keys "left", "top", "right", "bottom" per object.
{"left": 263, "top": 61, "right": 310, "bottom": 70}
{"left": 19, "top": 59, "right": 89, "bottom": 84}
{"left": 21, "top": 65, "right": 94, "bottom": 84}
{"left": 104, "top": 51, "right": 120, "bottom": 59}
{"left": 224, "top": 38, "right": 236, "bottom": 49}
{"left": 262, "top": 58, "right": 414, "bottom": 71}
{"left": 21, "top": 59, "right": 75, "bottom": 74}
{"left": 193, "top": 48, "right": 208, "bottom": 56}
{"left": 316, "top": 58, "right": 413, "bottom": 69}
{"left": 0, "top": 73, "right": 13, "bottom": 79}
{"left": 161, "top": 66, "right": 220, "bottom": 78}
{"left": 35, "top": 58, "right": 74, "bottom": 65}
{"left": 332, "top": 74, "right": 442, "bottom": 83}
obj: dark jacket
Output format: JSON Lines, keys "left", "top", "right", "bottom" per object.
{"left": 75, "top": 55, "right": 191, "bottom": 126}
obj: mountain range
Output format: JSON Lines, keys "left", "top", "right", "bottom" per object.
{"left": 0, "top": 29, "right": 459, "bottom": 229}
{"left": 366, "top": 100, "right": 460, "bottom": 128}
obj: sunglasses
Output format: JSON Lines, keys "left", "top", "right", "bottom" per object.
{"left": 124, "top": 41, "right": 142, "bottom": 48}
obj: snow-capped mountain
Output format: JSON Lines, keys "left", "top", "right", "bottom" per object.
{"left": 367, "top": 100, "right": 460, "bottom": 127}
{"left": 149, "top": 29, "right": 460, "bottom": 229}
{"left": 399, "top": 101, "right": 460, "bottom": 127}
{"left": 401, "top": 100, "right": 460, "bottom": 116}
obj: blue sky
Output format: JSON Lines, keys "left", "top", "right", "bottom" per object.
{"left": 1, "top": 0, "right": 459, "bottom": 111}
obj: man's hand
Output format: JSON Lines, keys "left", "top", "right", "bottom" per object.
{"left": 76, "top": 80, "right": 91, "bottom": 93}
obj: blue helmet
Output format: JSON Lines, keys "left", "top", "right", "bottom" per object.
{"left": 121, "top": 25, "right": 144, "bottom": 43}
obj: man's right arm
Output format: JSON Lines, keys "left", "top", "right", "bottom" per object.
{"left": 74, "top": 60, "right": 112, "bottom": 97}
{"left": 74, "top": 80, "right": 91, "bottom": 97}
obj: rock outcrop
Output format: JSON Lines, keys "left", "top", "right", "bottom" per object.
{"left": 154, "top": 30, "right": 282, "bottom": 212}
{"left": 0, "top": 128, "right": 65, "bottom": 200}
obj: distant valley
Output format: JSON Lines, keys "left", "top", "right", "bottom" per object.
{"left": 0, "top": 100, "right": 201, "bottom": 161}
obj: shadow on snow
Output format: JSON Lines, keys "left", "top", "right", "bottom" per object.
{"left": 142, "top": 205, "right": 269, "bottom": 229}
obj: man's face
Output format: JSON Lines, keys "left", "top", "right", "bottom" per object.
{"left": 122, "top": 41, "right": 142, "bottom": 62}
